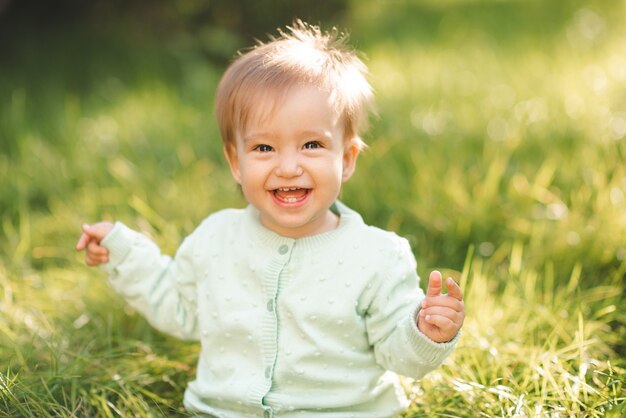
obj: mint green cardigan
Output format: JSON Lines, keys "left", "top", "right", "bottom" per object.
{"left": 101, "top": 201, "right": 458, "bottom": 417}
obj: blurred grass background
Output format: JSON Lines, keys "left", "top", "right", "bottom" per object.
{"left": 0, "top": 0, "right": 624, "bottom": 416}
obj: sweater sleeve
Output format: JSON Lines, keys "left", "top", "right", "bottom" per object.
{"left": 361, "top": 237, "right": 459, "bottom": 378}
{"left": 99, "top": 222, "right": 200, "bottom": 341}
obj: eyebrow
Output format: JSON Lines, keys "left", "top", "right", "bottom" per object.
{"left": 301, "top": 129, "right": 333, "bottom": 139}
{"left": 242, "top": 132, "right": 269, "bottom": 144}
{"left": 243, "top": 129, "right": 332, "bottom": 144}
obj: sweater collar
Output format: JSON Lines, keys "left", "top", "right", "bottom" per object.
{"left": 243, "top": 201, "right": 362, "bottom": 251}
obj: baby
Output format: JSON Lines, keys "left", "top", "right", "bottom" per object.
{"left": 76, "top": 21, "right": 465, "bottom": 418}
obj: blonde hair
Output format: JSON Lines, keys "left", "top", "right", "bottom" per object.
{"left": 215, "top": 20, "right": 374, "bottom": 153}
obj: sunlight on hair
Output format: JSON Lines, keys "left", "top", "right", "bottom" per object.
{"left": 216, "top": 20, "right": 374, "bottom": 151}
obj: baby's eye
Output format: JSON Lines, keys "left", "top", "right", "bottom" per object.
{"left": 303, "top": 141, "right": 322, "bottom": 150}
{"left": 254, "top": 144, "right": 273, "bottom": 152}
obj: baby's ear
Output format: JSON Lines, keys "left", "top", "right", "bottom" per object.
{"left": 223, "top": 144, "right": 242, "bottom": 184}
{"left": 341, "top": 140, "right": 360, "bottom": 182}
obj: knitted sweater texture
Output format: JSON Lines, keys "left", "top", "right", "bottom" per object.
{"left": 100, "top": 202, "right": 458, "bottom": 418}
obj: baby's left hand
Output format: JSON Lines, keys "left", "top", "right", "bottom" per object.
{"left": 417, "top": 271, "right": 465, "bottom": 343}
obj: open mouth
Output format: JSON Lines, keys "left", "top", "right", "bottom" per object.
{"left": 272, "top": 187, "right": 311, "bottom": 203}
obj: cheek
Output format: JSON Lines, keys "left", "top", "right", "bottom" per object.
{"left": 238, "top": 159, "right": 269, "bottom": 185}
{"left": 317, "top": 157, "right": 345, "bottom": 185}
{"left": 333, "top": 154, "right": 347, "bottom": 174}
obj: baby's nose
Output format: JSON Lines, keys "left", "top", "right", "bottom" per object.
{"left": 275, "top": 155, "right": 303, "bottom": 177}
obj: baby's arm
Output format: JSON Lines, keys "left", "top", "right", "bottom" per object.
{"left": 362, "top": 239, "right": 460, "bottom": 379}
{"left": 75, "top": 221, "right": 200, "bottom": 340}
{"left": 76, "top": 222, "right": 114, "bottom": 266}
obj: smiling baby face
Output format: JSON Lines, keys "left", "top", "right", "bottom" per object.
{"left": 225, "top": 84, "right": 359, "bottom": 238}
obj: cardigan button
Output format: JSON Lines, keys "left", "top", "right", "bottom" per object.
{"left": 266, "top": 299, "right": 274, "bottom": 312}
{"left": 265, "top": 366, "right": 271, "bottom": 378}
{"left": 278, "top": 244, "right": 289, "bottom": 254}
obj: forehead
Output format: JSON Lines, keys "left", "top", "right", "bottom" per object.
{"left": 239, "top": 83, "right": 341, "bottom": 134}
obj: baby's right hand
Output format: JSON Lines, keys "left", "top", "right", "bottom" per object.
{"left": 75, "top": 222, "right": 114, "bottom": 266}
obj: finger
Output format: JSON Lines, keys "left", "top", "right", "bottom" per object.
{"left": 420, "top": 306, "right": 464, "bottom": 326}
{"left": 426, "top": 270, "right": 443, "bottom": 297}
{"left": 85, "top": 253, "right": 98, "bottom": 266}
{"left": 75, "top": 233, "right": 91, "bottom": 250}
{"left": 423, "top": 314, "right": 457, "bottom": 332}
{"left": 422, "top": 295, "right": 465, "bottom": 312}
{"left": 86, "top": 252, "right": 109, "bottom": 266}
{"left": 445, "top": 277, "right": 464, "bottom": 301}
{"left": 81, "top": 223, "right": 111, "bottom": 242}
{"left": 420, "top": 306, "right": 458, "bottom": 319}
{"left": 87, "top": 240, "right": 109, "bottom": 256}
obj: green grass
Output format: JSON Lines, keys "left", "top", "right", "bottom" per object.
{"left": 1, "top": 0, "right": 625, "bottom": 416}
